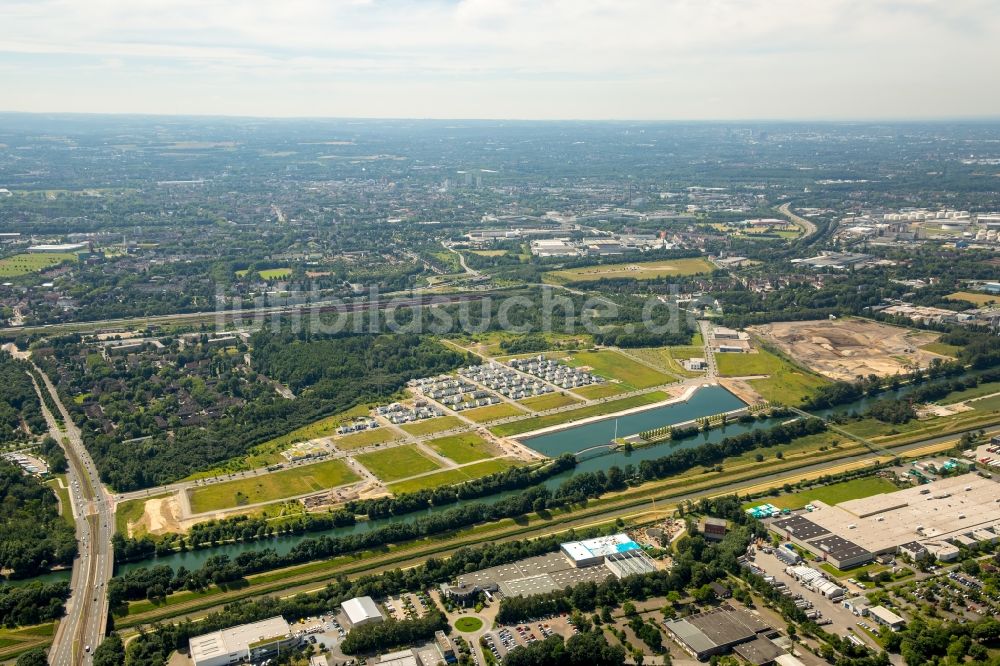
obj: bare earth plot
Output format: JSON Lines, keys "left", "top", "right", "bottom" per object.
{"left": 543, "top": 257, "right": 714, "bottom": 285}
{"left": 751, "top": 319, "right": 947, "bottom": 382}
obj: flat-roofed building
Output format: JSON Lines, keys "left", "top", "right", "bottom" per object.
{"left": 376, "top": 649, "right": 420, "bottom": 666}
{"left": 560, "top": 533, "right": 642, "bottom": 568}
{"left": 663, "top": 607, "right": 778, "bottom": 662}
{"left": 867, "top": 606, "right": 905, "bottom": 631}
{"left": 699, "top": 517, "right": 729, "bottom": 541}
{"left": 26, "top": 242, "right": 88, "bottom": 253}
{"left": 770, "top": 473, "right": 1000, "bottom": 569}
{"left": 342, "top": 596, "right": 385, "bottom": 628}
{"left": 189, "top": 616, "right": 296, "bottom": 666}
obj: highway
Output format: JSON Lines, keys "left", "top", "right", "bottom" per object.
{"left": 31, "top": 362, "right": 114, "bottom": 666}
{"left": 777, "top": 202, "right": 818, "bottom": 238}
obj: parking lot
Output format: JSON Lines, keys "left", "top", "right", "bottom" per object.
{"left": 285, "top": 613, "right": 350, "bottom": 662}
{"left": 481, "top": 614, "right": 578, "bottom": 662}
{"left": 749, "top": 549, "right": 881, "bottom": 651}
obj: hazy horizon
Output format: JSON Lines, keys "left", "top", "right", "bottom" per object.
{"left": 3, "top": 0, "right": 998, "bottom": 120}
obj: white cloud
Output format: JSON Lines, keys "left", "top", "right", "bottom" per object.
{"left": 0, "top": 0, "right": 996, "bottom": 118}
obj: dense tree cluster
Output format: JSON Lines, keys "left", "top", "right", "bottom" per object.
{"left": 0, "top": 460, "right": 77, "bottom": 579}
{"left": 865, "top": 398, "right": 917, "bottom": 424}
{"left": 503, "top": 632, "right": 626, "bottom": 666}
{"left": 0, "top": 581, "right": 69, "bottom": 628}
{"left": 340, "top": 611, "right": 448, "bottom": 655}
{"left": 36, "top": 435, "right": 67, "bottom": 474}
{"left": 13, "top": 648, "right": 48, "bottom": 666}
{"left": 40, "top": 332, "right": 468, "bottom": 490}
{"left": 91, "top": 633, "right": 125, "bottom": 666}
{"left": 883, "top": 615, "right": 1000, "bottom": 666}
{"left": 0, "top": 352, "right": 44, "bottom": 445}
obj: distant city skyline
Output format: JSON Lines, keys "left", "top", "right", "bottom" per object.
{"left": 2, "top": 0, "right": 997, "bottom": 120}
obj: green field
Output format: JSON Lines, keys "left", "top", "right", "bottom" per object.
{"left": 628, "top": 346, "right": 703, "bottom": 377}
{"left": 399, "top": 415, "right": 463, "bottom": 436}
{"left": 561, "top": 349, "right": 673, "bottom": 390}
{"left": 573, "top": 383, "right": 628, "bottom": 399}
{"left": 356, "top": 445, "right": 443, "bottom": 482}
{"left": 188, "top": 459, "right": 360, "bottom": 513}
{"left": 45, "top": 476, "right": 75, "bottom": 528}
{"left": 335, "top": 427, "right": 398, "bottom": 450}
{"left": 236, "top": 267, "right": 292, "bottom": 279}
{"left": 0, "top": 252, "right": 77, "bottom": 277}
{"left": 940, "top": 381, "right": 1000, "bottom": 405}
{"left": 717, "top": 348, "right": 828, "bottom": 405}
{"left": 426, "top": 433, "right": 497, "bottom": 464}
{"left": 744, "top": 476, "right": 898, "bottom": 511}
{"left": 972, "top": 394, "right": 1000, "bottom": 413}
{"left": 543, "top": 257, "right": 714, "bottom": 285}
{"left": 0, "top": 623, "right": 56, "bottom": 662}
{"left": 492, "top": 391, "right": 670, "bottom": 437}
{"left": 454, "top": 616, "right": 484, "bottom": 632}
{"left": 946, "top": 291, "right": 999, "bottom": 306}
{"left": 447, "top": 331, "right": 591, "bottom": 358}
{"left": 387, "top": 459, "right": 519, "bottom": 494}
{"left": 920, "top": 341, "right": 962, "bottom": 357}
{"left": 520, "top": 392, "right": 581, "bottom": 410}
{"left": 463, "top": 402, "right": 526, "bottom": 422}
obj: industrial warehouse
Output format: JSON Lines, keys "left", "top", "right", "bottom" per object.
{"left": 769, "top": 473, "right": 1000, "bottom": 569}
{"left": 441, "top": 533, "right": 658, "bottom": 603}
{"left": 189, "top": 617, "right": 297, "bottom": 666}
{"left": 663, "top": 607, "right": 786, "bottom": 663}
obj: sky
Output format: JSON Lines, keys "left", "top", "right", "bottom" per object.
{"left": 1, "top": 0, "right": 997, "bottom": 120}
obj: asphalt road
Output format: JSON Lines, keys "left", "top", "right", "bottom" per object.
{"left": 33, "top": 363, "right": 115, "bottom": 666}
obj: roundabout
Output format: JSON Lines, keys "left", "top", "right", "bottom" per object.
{"left": 454, "top": 616, "right": 484, "bottom": 633}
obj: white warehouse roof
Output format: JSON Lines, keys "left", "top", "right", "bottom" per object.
{"left": 189, "top": 616, "right": 290, "bottom": 666}
{"left": 561, "top": 533, "right": 641, "bottom": 563}
{"left": 342, "top": 596, "right": 384, "bottom": 625}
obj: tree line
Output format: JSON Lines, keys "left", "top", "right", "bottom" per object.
{"left": 0, "top": 581, "right": 69, "bottom": 628}
{"left": 0, "top": 352, "right": 45, "bottom": 446}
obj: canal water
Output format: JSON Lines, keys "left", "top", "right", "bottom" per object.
{"left": 3, "top": 385, "right": 786, "bottom": 584}
{"left": 521, "top": 385, "right": 746, "bottom": 457}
